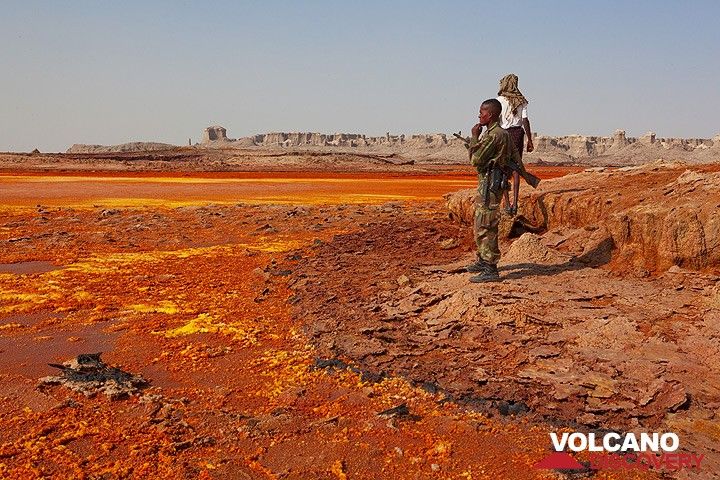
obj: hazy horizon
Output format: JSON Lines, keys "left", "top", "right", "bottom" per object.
{"left": 1, "top": 0, "right": 719, "bottom": 152}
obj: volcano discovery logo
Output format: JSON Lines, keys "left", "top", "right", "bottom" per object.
{"left": 534, "top": 432, "right": 704, "bottom": 472}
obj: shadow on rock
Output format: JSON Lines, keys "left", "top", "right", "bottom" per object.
{"left": 500, "top": 237, "right": 614, "bottom": 280}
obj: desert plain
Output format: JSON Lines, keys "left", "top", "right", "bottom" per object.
{"left": 0, "top": 129, "right": 719, "bottom": 479}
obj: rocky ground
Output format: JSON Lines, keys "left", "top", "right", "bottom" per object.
{"left": 290, "top": 161, "right": 720, "bottom": 477}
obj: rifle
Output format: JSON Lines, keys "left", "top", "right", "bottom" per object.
{"left": 453, "top": 131, "right": 540, "bottom": 189}
{"left": 507, "top": 155, "right": 540, "bottom": 188}
{"left": 453, "top": 131, "right": 471, "bottom": 145}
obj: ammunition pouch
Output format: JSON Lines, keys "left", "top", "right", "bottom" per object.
{"left": 480, "top": 164, "right": 508, "bottom": 207}
{"left": 488, "top": 166, "right": 506, "bottom": 194}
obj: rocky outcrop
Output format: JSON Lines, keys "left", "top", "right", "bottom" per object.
{"left": 200, "top": 129, "right": 451, "bottom": 149}
{"left": 531, "top": 131, "right": 715, "bottom": 158}
{"left": 202, "top": 126, "right": 230, "bottom": 143}
{"left": 66, "top": 128, "right": 720, "bottom": 165}
{"left": 233, "top": 129, "right": 717, "bottom": 155}
{"left": 445, "top": 162, "right": 720, "bottom": 273}
{"left": 638, "top": 131, "right": 656, "bottom": 145}
{"left": 242, "top": 132, "right": 451, "bottom": 148}
{"left": 213, "top": 129, "right": 720, "bottom": 166}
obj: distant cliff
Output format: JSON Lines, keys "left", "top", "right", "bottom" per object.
{"left": 532, "top": 130, "right": 717, "bottom": 158}
{"left": 201, "top": 127, "right": 720, "bottom": 165}
{"left": 204, "top": 126, "right": 717, "bottom": 152}
{"left": 203, "top": 129, "right": 452, "bottom": 148}
{"left": 65, "top": 128, "right": 720, "bottom": 166}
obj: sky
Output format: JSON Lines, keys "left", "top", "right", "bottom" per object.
{"left": 1, "top": 0, "right": 719, "bottom": 152}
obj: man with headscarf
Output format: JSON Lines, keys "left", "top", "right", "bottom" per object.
{"left": 497, "top": 73, "right": 534, "bottom": 215}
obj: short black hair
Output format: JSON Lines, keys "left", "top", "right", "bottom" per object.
{"left": 480, "top": 98, "right": 502, "bottom": 117}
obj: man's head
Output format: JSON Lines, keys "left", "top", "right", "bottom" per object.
{"left": 478, "top": 98, "right": 502, "bottom": 126}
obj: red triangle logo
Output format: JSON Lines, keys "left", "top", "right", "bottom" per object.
{"left": 534, "top": 452, "right": 585, "bottom": 470}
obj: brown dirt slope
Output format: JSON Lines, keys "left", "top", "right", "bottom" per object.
{"left": 446, "top": 161, "right": 720, "bottom": 274}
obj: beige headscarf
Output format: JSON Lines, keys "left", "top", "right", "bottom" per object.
{"left": 498, "top": 74, "right": 528, "bottom": 114}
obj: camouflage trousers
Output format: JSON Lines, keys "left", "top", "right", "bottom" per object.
{"left": 474, "top": 187, "right": 503, "bottom": 264}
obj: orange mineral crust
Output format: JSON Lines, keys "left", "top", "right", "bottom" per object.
{"left": 0, "top": 166, "right": 580, "bottom": 208}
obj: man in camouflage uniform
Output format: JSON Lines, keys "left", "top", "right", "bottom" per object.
{"left": 466, "top": 98, "right": 519, "bottom": 283}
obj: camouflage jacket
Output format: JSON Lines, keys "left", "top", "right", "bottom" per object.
{"left": 469, "top": 121, "right": 520, "bottom": 174}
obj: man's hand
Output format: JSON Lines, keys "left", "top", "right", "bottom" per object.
{"left": 471, "top": 123, "right": 482, "bottom": 139}
{"left": 523, "top": 117, "right": 534, "bottom": 152}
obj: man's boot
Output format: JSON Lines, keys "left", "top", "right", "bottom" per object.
{"left": 469, "top": 262, "right": 500, "bottom": 283}
{"left": 466, "top": 258, "right": 486, "bottom": 273}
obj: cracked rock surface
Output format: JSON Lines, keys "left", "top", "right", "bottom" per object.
{"left": 292, "top": 180, "right": 720, "bottom": 474}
